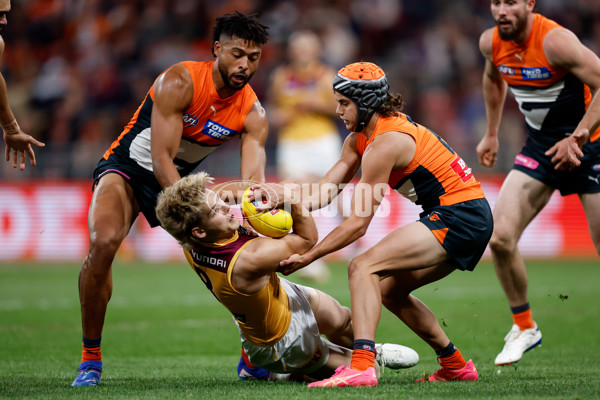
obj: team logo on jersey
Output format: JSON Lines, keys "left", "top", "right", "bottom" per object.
{"left": 203, "top": 120, "right": 238, "bottom": 141}
{"left": 498, "top": 64, "right": 516, "bottom": 76}
{"left": 592, "top": 163, "right": 600, "bottom": 172}
{"left": 183, "top": 113, "right": 199, "bottom": 128}
{"left": 429, "top": 211, "right": 442, "bottom": 222}
{"left": 521, "top": 67, "right": 552, "bottom": 80}
{"left": 449, "top": 155, "right": 473, "bottom": 183}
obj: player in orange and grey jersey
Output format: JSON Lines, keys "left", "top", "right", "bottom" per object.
{"left": 155, "top": 172, "right": 418, "bottom": 381}
{"left": 98, "top": 59, "right": 260, "bottom": 226}
{"left": 253, "top": 62, "right": 492, "bottom": 387}
{"left": 72, "top": 12, "right": 270, "bottom": 387}
{"left": 477, "top": 0, "right": 600, "bottom": 367}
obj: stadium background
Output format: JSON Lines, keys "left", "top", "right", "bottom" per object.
{"left": 0, "top": 0, "right": 598, "bottom": 262}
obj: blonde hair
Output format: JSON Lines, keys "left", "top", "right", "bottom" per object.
{"left": 155, "top": 172, "right": 214, "bottom": 250}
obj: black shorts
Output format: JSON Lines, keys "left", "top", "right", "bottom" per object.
{"left": 92, "top": 157, "right": 163, "bottom": 227}
{"left": 512, "top": 136, "right": 600, "bottom": 196}
{"left": 419, "top": 198, "right": 493, "bottom": 271}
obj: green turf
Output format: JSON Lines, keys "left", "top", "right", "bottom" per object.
{"left": 0, "top": 259, "right": 598, "bottom": 399}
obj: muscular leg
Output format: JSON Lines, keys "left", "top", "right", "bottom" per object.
{"left": 580, "top": 192, "right": 600, "bottom": 256}
{"left": 490, "top": 170, "right": 553, "bottom": 307}
{"left": 379, "top": 268, "right": 454, "bottom": 351}
{"left": 347, "top": 221, "right": 449, "bottom": 342}
{"left": 79, "top": 173, "right": 139, "bottom": 339}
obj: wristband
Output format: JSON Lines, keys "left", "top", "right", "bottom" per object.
{"left": 1, "top": 120, "right": 20, "bottom": 135}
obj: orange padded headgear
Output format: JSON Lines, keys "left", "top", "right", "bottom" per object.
{"left": 333, "top": 62, "right": 389, "bottom": 130}
{"left": 337, "top": 62, "right": 386, "bottom": 81}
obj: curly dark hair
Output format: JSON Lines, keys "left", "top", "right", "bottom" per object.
{"left": 377, "top": 92, "right": 404, "bottom": 117}
{"left": 212, "top": 11, "right": 270, "bottom": 57}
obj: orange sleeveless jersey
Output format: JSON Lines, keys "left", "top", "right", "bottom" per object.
{"left": 183, "top": 230, "right": 291, "bottom": 346}
{"left": 357, "top": 114, "right": 485, "bottom": 209}
{"left": 102, "top": 61, "right": 258, "bottom": 175}
{"left": 492, "top": 13, "right": 598, "bottom": 142}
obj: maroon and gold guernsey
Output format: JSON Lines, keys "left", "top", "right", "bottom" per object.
{"left": 183, "top": 229, "right": 291, "bottom": 346}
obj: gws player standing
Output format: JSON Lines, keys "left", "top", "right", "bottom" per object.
{"left": 72, "top": 12, "right": 270, "bottom": 387}
{"left": 477, "top": 0, "right": 600, "bottom": 366}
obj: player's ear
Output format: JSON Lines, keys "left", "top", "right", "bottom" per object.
{"left": 213, "top": 41, "right": 222, "bottom": 57}
{"left": 191, "top": 227, "right": 207, "bottom": 240}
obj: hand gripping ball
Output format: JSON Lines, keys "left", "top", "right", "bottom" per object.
{"left": 241, "top": 187, "right": 293, "bottom": 238}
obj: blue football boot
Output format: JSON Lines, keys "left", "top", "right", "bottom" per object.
{"left": 237, "top": 356, "right": 271, "bottom": 380}
{"left": 72, "top": 360, "right": 102, "bottom": 387}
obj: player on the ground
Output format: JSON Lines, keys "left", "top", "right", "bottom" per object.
{"left": 0, "top": 0, "right": 45, "bottom": 170}
{"left": 155, "top": 172, "right": 418, "bottom": 381}
{"left": 476, "top": 0, "right": 600, "bottom": 366}
{"left": 72, "top": 12, "right": 270, "bottom": 387}
{"left": 254, "top": 62, "right": 493, "bottom": 387}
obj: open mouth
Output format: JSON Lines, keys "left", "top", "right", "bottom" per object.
{"left": 497, "top": 20, "right": 511, "bottom": 29}
{"left": 232, "top": 74, "right": 247, "bottom": 85}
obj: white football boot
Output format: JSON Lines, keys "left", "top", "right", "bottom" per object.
{"left": 375, "top": 343, "right": 419, "bottom": 369}
{"left": 494, "top": 323, "right": 542, "bottom": 366}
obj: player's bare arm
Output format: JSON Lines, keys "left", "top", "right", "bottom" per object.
{"left": 280, "top": 131, "right": 412, "bottom": 275}
{"left": 477, "top": 28, "right": 508, "bottom": 168}
{"left": 238, "top": 100, "right": 268, "bottom": 193}
{"left": 211, "top": 100, "right": 267, "bottom": 206}
{"left": 150, "top": 63, "right": 194, "bottom": 188}
{"left": 543, "top": 27, "right": 600, "bottom": 170}
{"left": 248, "top": 132, "right": 361, "bottom": 212}
{"left": 233, "top": 199, "right": 317, "bottom": 293}
{"left": 1, "top": 35, "right": 45, "bottom": 170}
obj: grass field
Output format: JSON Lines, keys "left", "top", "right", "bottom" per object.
{"left": 0, "top": 259, "right": 598, "bottom": 399}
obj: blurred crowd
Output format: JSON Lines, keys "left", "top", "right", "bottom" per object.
{"left": 1, "top": 0, "right": 599, "bottom": 179}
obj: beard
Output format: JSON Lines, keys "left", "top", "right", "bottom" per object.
{"left": 218, "top": 64, "right": 252, "bottom": 91}
{"left": 496, "top": 13, "right": 528, "bottom": 41}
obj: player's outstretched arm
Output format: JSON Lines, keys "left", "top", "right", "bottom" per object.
{"left": 543, "top": 28, "right": 600, "bottom": 171}
{"left": 248, "top": 133, "right": 361, "bottom": 212}
{"left": 280, "top": 132, "right": 407, "bottom": 276}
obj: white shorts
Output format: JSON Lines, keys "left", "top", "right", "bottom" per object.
{"left": 236, "top": 278, "right": 330, "bottom": 374}
{"left": 277, "top": 133, "right": 342, "bottom": 179}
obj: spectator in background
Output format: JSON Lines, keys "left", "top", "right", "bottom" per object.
{"left": 267, "top": 30, "right": 341, "bottom": 283}
{"left": 0, "top": 0, "right": 45, "bottom": 170}
{"left": 476, "top": 0, "right": 600, "bottom": 366}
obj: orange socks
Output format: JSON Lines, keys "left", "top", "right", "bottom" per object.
{"left": 81, "top": 345, "right": 102, "bottom": 363}
{"left": 513, "top": 308, "right": 535, "bottom": 330}
{"left": 439, "top": 348, "right": 466, "bottom": 370}
{"left": 350, "top": 349, "right": 375, "bottom": 371}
